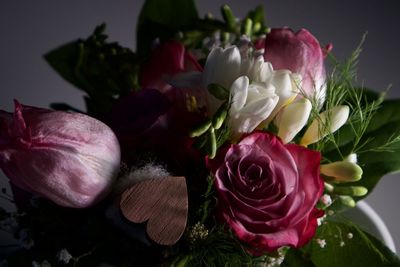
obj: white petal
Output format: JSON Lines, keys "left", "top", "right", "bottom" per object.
{"left": 249, "top": 57, "right": 274, "bottom": 83}
{"left": 203, "top": 46, "right": 241, "bottom": 89}
{"left": 247, "top": 82, "right": 275, "bottom": 103}
{"left": 267, "top": 71, "right": 299, "bottom": 121}
{"left": 230, "top": 96, "right": 278, "bottom": 134}
{"left": 277, "top": 99, "right": 312, "bottom": 143}
{"left": 230, "top": 76, "right": 249, "bottom": 112}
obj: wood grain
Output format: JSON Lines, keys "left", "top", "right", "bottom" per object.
{"left": 120, "top": 176, "right": 188, "bottom": 245}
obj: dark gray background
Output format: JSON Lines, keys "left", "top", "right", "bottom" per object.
{"left": 1, "top": 0, "right": 399, "bottom": 253}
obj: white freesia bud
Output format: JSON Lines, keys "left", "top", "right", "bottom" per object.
{"left": 320, "top": 161, "right": 363, "bottom": 183}
{"left": 301, "top": 105, "right": 350, "bottom": 146}
{"left": 277, "top": 99, "right": 312, "bottom": 143}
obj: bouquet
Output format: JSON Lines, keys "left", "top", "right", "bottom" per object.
{"left": 1, "top": 0, "right": 399, "bottom": 266}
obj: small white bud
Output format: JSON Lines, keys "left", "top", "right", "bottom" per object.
{"left": 347, "top": 233, "right": 354, "bottom": 239}
{"left": 301, "top": 105, "right": 350, "bottom": 146}
{"left": 320, "top": 194, "right": 332, "bottom": 206}
{"left": 277, "top": 99, "right": 312, "bottom": 143}
{"left": 316, "top": 238, "right": 327, "bottom": 248}
{"left": 345, "top": 153, "right": 358, "bottom": 164}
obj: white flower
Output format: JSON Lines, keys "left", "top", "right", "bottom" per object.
{"left": 228, "top": 76, "right": 278, "bottom": 135}
{"left": 204, "top": 48, "right": 300, "bottom": 135}
{"left": 248, "top": 57, "right": 300, "bottom": 119}
{"left": 172, "top": 45, "right": 301, "bottom": 135}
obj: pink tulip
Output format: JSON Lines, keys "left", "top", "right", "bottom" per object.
{"left": 0, "top": 101, "right": 121, "bottom": 208}
{"left": 263, "top": 28, "right": 331, "bottom": 102}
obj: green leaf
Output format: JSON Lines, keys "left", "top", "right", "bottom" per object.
{"left": 45, "top": 24, "right": 138, "bottom": 117}
{"left": 289, "top": 220, "right": 400, "bottom": 267}
{"left": 136, "top": 0, "right": 198, "bottom": 58}
{"left": 281, "top": 248, "right": 316, "bottom": 267}
{"left": 323, "top": 98, "right": 400, "bottom": 203}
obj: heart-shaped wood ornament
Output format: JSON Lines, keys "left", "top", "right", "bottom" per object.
{"left": 120, "top": 176, "right": 188, "bottom": 245}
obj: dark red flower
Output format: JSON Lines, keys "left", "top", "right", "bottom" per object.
{"left": 207, "top": 132, "right": 324, "bottom": 253}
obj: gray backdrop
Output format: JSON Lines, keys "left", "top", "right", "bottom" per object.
{"left": 1, "top": 0, "right": 399, "bottom": 254}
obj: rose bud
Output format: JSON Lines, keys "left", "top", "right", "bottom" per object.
{"left": 0, "top": 101, "right": 121, "bottom": 208}
{"left": 264, "top": 28, "right": 330, "bottom": 104}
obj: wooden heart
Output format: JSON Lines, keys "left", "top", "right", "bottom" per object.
{"left": 120, "top": 176, "right": 188, "bottom": 245}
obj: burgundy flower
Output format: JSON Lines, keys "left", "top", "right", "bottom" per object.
{"left": 263, "top": 28, "right": 330, "bottom": 101}
{"left": 207, "top": 132, "right": 324, "bottom": 253}
{"left": 107, "top": 89, "right": 204, "bottom": 173}
{"left": 140, "top": 40, "right": 202, "bottom": 93}
{"left": 0, "top": 101, "right": 121, "bottom": 208}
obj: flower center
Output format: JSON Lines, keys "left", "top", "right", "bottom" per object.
{"left": 243, "top": 163, "right": 264, "bottom": 191}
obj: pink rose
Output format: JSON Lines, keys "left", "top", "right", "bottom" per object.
{"left": 0, "top": 101, "right": 121, "bottom": 208}
{"left": 263, "top": 28, "right": 331, "bottom": 101}
{"left": 207, "top": 132, "right": 324, "bottom": 253}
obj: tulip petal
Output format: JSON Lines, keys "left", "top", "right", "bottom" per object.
{"left": 0, "top": 101, "right": 121, "bottom": 208}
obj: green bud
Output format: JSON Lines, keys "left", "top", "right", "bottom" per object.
{"left": 221, "top": 5, "right": 237, "bottom": 32}
{"left": 242, "top": 18, "right": 253, "bottom": 37}
{"left": 263, "top": 27, "right": 271, "bottom": 34}
{"left": 207, "top": 127, "right": 217, "bottom": 159}
{"left": 189, "top": 120, "right": 212, "bottom": 138}
{"left": 320, "top": 161, "right": 363, "bottom": 183}
{"left": 253, "top": 22, "right": 262, "bottom": 33}
{"left": 333, "top": 186, "right": 368, "bottom": 197}
{"left": 339, "top": 195, "right": 356, "bottom": 208}
{"left": 208, "top": 83, "right": 229, "bottom": 100}
{"left": 221, "top": 31, "right": 231, "bottom": 43}
{"left": 212, "top": 103, "right": 229, "bottom": 130}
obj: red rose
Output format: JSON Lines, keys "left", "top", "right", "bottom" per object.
{"left": 207, "top": 132, "right": 324, "bottom": 253}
